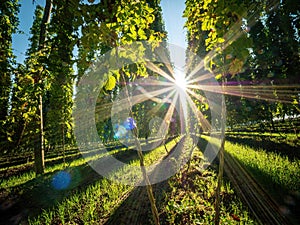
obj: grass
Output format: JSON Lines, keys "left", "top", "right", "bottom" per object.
{"left": 226, "top": 131, "right": 299, "bottom": 147}
{"left": 160, "top": 147, "right": 257, "bottom": 224}
{"left": 224, "top": 140, "right": 300, "bottom": 193}
{"left": 29, "top": 179, "right": 129, "bottom": 225}
{"left": 4, "top": 132, "right": 296, "bottom": 224}
{"left": 0, "top": 148, "right": 120, "bottom": 190}
{"left": 27, "top": 138, "right": 178, "bottom": 224}
{"left": 0, "top": 170, "right": 36, "bottom": 189}
{"left": 0, "top": 138, "right": 173, "bottom": 190}
{"left": 202, "top": 134, "right": 300, "bottom": 199}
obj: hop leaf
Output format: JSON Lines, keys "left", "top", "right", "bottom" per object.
{"left": 105, "top": 75, "right": 116, "bottom": 91}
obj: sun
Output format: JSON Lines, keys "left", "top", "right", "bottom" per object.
{"left": 174, "top": 68, "right": 187, "bottom": 91}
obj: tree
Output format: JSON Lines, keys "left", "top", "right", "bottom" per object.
{"left": 75, "top": 1, "right": 167, "bottom": 224}
{"left": 45, "top": 0, "right": 80, "bottom": 152}
{"left": 7, "top": 5, "right": 45, "bottom": 154}
{"left": 0, "top": 0, "right": 19, "bottom": 152}
{"left": 229, "top": 0, "right": 300, "bottom": 130}
{"left": 30, "top": 0, "right": 53, "bottom": 175}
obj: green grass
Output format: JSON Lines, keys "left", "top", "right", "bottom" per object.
{"left": 160, "top": 148, "right": 257, "bottom": 224}
{"left": 226, "top": 131, "right": 299, "bottom": 147}
{"left": 0, "top": 170, "right": 36, "bottom": 189}
{"left": 225, "top": 140, "right": 300, "bottom": 192}
{"left": 7, "top": 133, "right": 293, "bottom": 224}
{"left": 202, "top": 134, "right": 300, "bottom": 194}
{"left": 0, "top": 148, "right": 120, "bottom": 190}
{"left": 27, "top": 138, "right": 178, "bottom": 224}
{"left": 27, "top": 136, "right": 257, "bottom": 224}
{"left": 0, "top": 138, "right": 173, "bottom": 190}
{"left": 28, "top": 178, "right": 129, "bottom": 225}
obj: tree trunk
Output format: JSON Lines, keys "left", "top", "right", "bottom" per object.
{"left": 34, "top": 0, "right": 53, "bottom": 175}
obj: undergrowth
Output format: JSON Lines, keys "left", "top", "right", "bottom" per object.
{"left": 160, "top": 148, "right": 257, "bottom": 224}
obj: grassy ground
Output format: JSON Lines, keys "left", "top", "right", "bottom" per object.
{"left": 201, "top": 133, "right": 299, "bottom": 193}
{"left": 201, "top": 133, "right": 300, "bottom": 224}
{"left": 1, "top": 131, "right": 298, "bottom": 224}
{"left": 159, "top": 148, "right": 257, "bottom": 224}
{"left": 225, "top": 139, "right": 300, "bottom": 193}
{"left": 0, "top": 138, "right": 178, "bottom": 224}
{"left": 92, "top": 136, "right": 258, "bottom": 224}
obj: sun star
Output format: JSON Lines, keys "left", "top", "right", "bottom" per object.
{"left": 174, "top": 68, "right": 187, "bottom": 91}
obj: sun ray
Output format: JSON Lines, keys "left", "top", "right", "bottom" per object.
{"left": 189, "top": 84, "right": 297, "bottom": 104}
{"left": 223, "top": 85, "right": 300, "bottom": 92}
{"left": 185, "top": 59, "right": 205, "bottom": 81}
{"left": 186, "top": 88, "right": 208, "bottom": 104}
{"left": 186, "top": 72, "right": 213, "bottom": 85}
{"left": 145, "top": 61, "right": 176, "bottom": 83}
{"left": 156, "top": 92, "right": 179, "bottom": 139}
{"left": 94, "top": 85, "right": 174, "bottom": 124}
{"left": 136, "top": 84, "right": 175, "bottom": 103}
{"left": 178, "top": 89, "right": 188, "bottom": 126}
{"left": 153, "top": 45, "right": 175, "bottom": 76}
{"left": 146, "top": 88, "right": 177, "bottom": 117}
{"left": 113, "top": 86, "right": 174, "bottom": 114}
{"left": 185, "top": 0, "right": 279, "bottom": 84}
{"left": 185, "top": 92, "right": 211, "bottom": 132}
{"left": 119, "top": 79, "right": 173, "bottom": 87}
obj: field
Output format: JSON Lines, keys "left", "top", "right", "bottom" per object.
{"left": 1, "top": 0, "right": 300, "bottom": 224}
{"left": 1, "top": 126, "right": 299, "bottom": 224}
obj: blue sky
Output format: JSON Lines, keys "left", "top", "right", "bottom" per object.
{"left": 12, "top": 0, "right": 187, "bottom": 64}
{"left": 161, "top": 0, "right": 187, "bottom": 48}
{"left": 12, "top": 0, "right": 45, "bottom": 63}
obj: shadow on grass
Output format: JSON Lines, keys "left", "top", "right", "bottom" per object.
{"left": 224, "top": 150, "right": 300, "bottom": 225}
{"left": 0, "top": 141, "right": 168, "bottom": 225}
{"left": 225, "top": 134, "right": 300, "bottom": 161}
{"left": 104, "top": 137, "right": 184, "bottom": 225}
{"left": 196, "top": 136, "right": 300, "bottom": 225}
{"left": 0, "top": 143, "right": 128, "bottom": 179}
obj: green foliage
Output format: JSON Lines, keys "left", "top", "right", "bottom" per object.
{"left": 6, "top": 64, "right": 36, "bottom": 151}
{"left": 26, "top": 5, "right": 43, "bottom": 56}
{"left": 185, "top": 0, "right": 300, "bottom": 128}
{"left": 246, "top": 0, "right": 300, "bottom": 123}
{"left": 6, "top": 4, "right": 51, "bottom": 153}
{"left": 185, "top": 0, "right": 252, "bottom": 76}
{"left": 3, "top": 0, "right": 168, "bottom": 155}
{"left": 44, "top": 0, "right": 80, "bottom": 148}
{"left": 104, "top": 74, "right": 117, "bottom": 91}
{"left": 0, "top": 0, "right": 20, "bottom": 151}
{"left": 77, "top": 0, "right": 166, "bottom": 91}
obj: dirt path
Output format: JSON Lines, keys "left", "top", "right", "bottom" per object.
{"left": 104, "top": 137, "right": 186, "bottom": 225}
{"left": 104, "top": 180, "right": 169, "bottom": 225}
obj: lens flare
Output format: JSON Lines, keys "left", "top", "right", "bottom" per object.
{"left": 174, "top": 68, "right": 187, "bottom": 91}
{"left": 52, "top": 171, "right": 71, "bottom": 190}
{"left": 74, "top": 41, "right": 225, "bottom": 185}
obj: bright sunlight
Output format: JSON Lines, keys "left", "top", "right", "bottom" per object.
{"left": 174, "top": 68, "right": 187, "bottom": 91}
